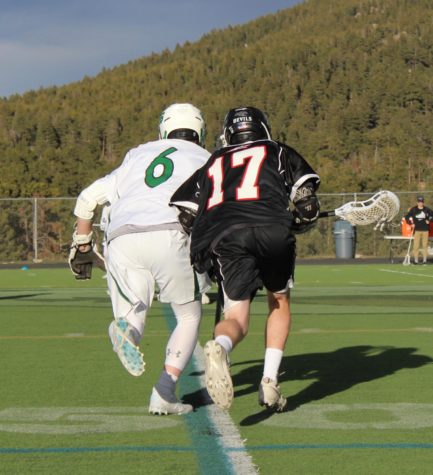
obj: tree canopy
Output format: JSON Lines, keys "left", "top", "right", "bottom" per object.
{"left": 0, "top": 0, "right": 432, "bottom": 198}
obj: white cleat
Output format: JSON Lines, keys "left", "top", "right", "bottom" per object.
{"left": 109, "top": 318, "right": 145, "bottom": 377}
{"left": 258, "top": 377, "right": 287, "bottom": 412}
{"left": 148, "top": 388, "right": 193, "bottom": 415}
{"left": 204, "top": 340, "right": 233, "bottom": 410}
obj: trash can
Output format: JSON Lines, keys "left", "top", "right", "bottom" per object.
{"left": 333, "top": 220, "right": 356, "bottom": 259}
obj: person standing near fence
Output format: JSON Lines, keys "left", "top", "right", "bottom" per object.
{"left": 405, "top": 195, "right": 433, "bottom": 265}
{"left": 68, "top": 103, "right": 210, "bottom": 414}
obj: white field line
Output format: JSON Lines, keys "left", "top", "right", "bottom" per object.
{"left": 379, "top": 268, "right": 433, "bottom": 278}
{"left": 193, "top": 344, "right": 259, "bottom": 475}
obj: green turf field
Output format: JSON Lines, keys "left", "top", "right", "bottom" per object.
{"left": 1, "top": 263, "right": 433, "bottom": 474}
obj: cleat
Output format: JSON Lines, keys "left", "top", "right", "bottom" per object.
{"left": 204, "top": 340, "right": 233, "bottom": 409}
{"left": 258, "top": 377, "right": 287, "bottom": 412}
{"left": 148, "top": 388, "right": 193, "bottom": 415}
{"left": 109, "top": 318, "right": 145, "bottom": 377}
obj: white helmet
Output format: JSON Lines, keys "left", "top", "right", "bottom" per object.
{"left": 159, "top": 103, "right": 206, "bottom": 146}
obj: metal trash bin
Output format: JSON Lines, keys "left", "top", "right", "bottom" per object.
{"left": 333, "top": 220, "right": 356, "bottom": 259}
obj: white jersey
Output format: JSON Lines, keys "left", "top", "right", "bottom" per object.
{"left": 75, "top": 139, "right": 210, "bottom": 240}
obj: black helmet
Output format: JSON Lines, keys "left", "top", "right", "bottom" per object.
{"left": 222, "top": 106, "right": 272, "bottom": 146}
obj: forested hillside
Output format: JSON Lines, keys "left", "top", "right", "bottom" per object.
{"left": 0, "top": 0, "right": 432, "bottom": 198}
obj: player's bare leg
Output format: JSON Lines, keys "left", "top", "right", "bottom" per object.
{"left": 204, "top": 300, "right": 250, "bottom": 409}
{"left": 259, "top": 291, "right": 290, "bottom": 412}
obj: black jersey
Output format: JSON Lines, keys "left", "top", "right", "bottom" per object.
{"left": 171, "top": 139, "right": 320, "bottom": 272}
{"left": 405, "top": 205, "right": 433, "bottom": 232}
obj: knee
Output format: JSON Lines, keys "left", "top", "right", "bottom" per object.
{"left": 171, "top": 301, "right": 201, "bottom": 326}
{"left": 216, "top": 318, "right": 248, "bottom": 341}
{"left": 268, "top": 291, "right": 290, "bottom": 311}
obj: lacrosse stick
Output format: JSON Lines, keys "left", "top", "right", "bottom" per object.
{"left": 319, "top": 190, "right": 400, "bottom": 229}
{"left": 213, "top": 283, "right": 224, "bottom": 337}
{"left": 403, "top": 226, "right": 414, "bottom": 266}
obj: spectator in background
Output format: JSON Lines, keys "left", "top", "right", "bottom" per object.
{"left": 405, "top": 196, "right": 433, "bottom": 265}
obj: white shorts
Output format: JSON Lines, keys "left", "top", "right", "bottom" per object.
{"left": 105, "top": 230, "right": 197, "bottom": 321}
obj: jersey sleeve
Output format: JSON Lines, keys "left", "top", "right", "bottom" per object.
{"left": 170, "top": 164, "right": 206, "bottom": 212}
{"left": 279, "top": 143, "right": 320, "bottom": 202}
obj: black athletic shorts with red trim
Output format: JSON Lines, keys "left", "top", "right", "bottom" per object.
{"left": 212, "top": 223, "right": 296, "bottom": 301}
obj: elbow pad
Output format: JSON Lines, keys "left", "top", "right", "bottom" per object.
{"left": 74, "top": 179, "right": 110, "bottom": 219}
{"left": 74, "top": 192, "right": 97, "bottom": 220}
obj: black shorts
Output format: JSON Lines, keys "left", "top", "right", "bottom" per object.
{"left": 212, "top": 224, "right": 296, "bottom": 301}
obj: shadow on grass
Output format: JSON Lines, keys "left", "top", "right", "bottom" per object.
{"left": 183, "top": 346, "right": 433, "bottom": 417}
{"left": 237, "top": 345, "right": 432, "bottom": 425}
{"left": 183, "top": 345, "right": 433, "bottom": 421}
{"left": 0, "top": 293, "right": 45, "bottom": 300}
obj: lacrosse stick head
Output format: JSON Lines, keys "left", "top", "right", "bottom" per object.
{"left": 334, "top": 191, "right": 400, "bottom": 227}
{"left": 402, "top": 253, "right": 412, "bottom": 266}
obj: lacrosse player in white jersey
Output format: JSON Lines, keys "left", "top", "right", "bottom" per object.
{"left": 69, "top": 103, "right": 210, "bottom": 415}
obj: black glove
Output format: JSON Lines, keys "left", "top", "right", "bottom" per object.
{"left": 177, "top": 206, "right": 197, "bottom": 235}
{"left": 68, "top": 236, "right": 105, "bottom": 280}
{"left": 291, "top": 218, "right": 317, "bottom": 234}
{"left": 291, "top": 183, "right": 320, "bottom": 234}
{"left": 293, "top": 195, "right": 320, "bottom": 223}
{"left": 69, "top": 247, "right": 93, "bottom": 280}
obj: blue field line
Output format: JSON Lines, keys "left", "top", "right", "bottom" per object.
{"left": 162, "top": 304, "right": 235, "bottom": 475}
{"left": 2, "top": 442, "right": 433, "bottom": 455}
{"left": 0, "top": 445, "right": 192, "bottom": 454}
{"left": 235, "top": 443, "right": 433, "bottom": 450}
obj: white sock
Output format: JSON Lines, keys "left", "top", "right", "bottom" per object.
{"left": 165, "top": 301, "right": 201, "bottom": 371}
{"left": 215, "top": 335, "right": 233, "bottom": 354}
{"left": 263, "top": 348, "right": 283, "bottom": 382}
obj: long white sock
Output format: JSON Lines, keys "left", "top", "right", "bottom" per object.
{"left": 166, "top": 301, "right": 201, "bottom": 371}
{"left": 263, "top": 348, "right": 283, "bottom": 382}
{"left": 215, "top": 335, "right": 233, "bottom": 354}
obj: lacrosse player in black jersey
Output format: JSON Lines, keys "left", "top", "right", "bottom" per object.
{"left": 171, "top": 106, "right": 320, "bottom": 411}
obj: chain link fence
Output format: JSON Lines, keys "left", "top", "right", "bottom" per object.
{"left": 0, "top": 192, "right": 432, "bottom": 263}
